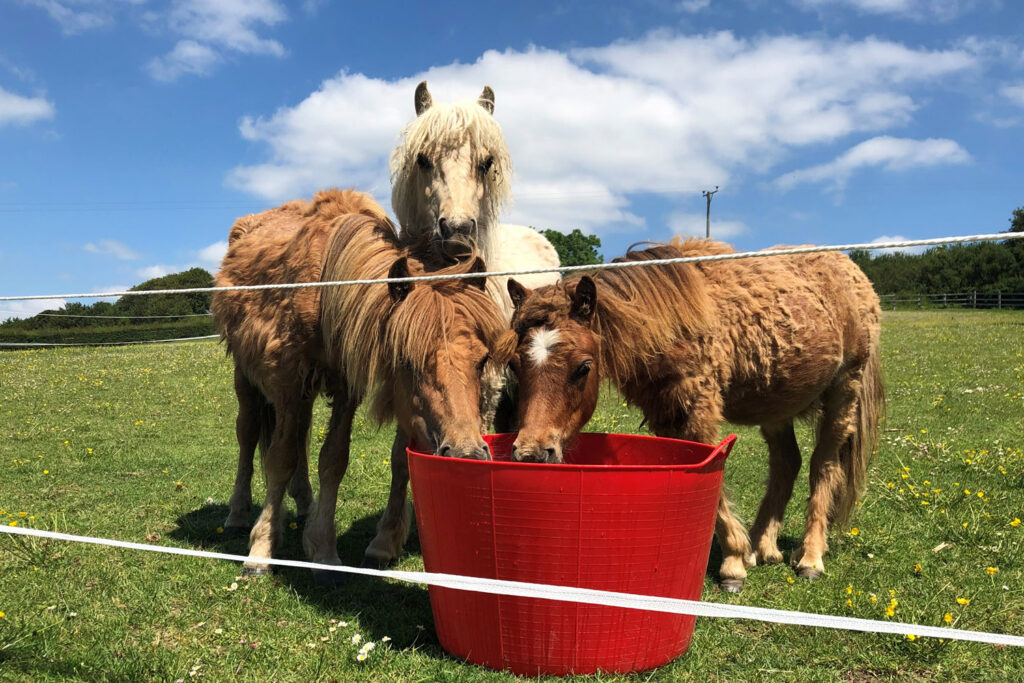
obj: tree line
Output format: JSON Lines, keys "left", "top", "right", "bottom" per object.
{"left": 0, "top": 268, "right": 216, "bottom": 344}
{"left": 848, "top": 208, "right": 1024, "bottom": 298}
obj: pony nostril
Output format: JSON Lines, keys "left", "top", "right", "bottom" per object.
{"left": 544, "top": 447, "right": 557, "bottom": 462}
{"left": 481, "top": 443, "right": 491, "bottom": 458}
{"left": 439, "top": 443, "right": 452, "bottom": 457}
{"left": 438, "top": 218, "right": 451, "bottom": 238}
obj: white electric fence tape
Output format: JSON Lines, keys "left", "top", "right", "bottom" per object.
{"left": 2, "top": 232, "right": 1023, "bottom": 303}
{"left": 2, "top": 526, "right": 1021, "bottom": 648}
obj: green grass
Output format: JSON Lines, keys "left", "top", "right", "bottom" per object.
{"left": 1, "top": 310, "right": 1023, "bottom": 681}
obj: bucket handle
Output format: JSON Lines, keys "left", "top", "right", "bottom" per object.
{"left": 693, "top": 433, "right": 737, "bottom": 469}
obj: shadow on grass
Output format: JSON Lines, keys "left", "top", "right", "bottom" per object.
{"left": 167, "top": 503, "right": 443, "bottom": 656}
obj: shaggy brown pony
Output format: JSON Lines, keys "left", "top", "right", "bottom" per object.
{"left": 506, "top": 237, "right": 884, "bottom": 592}
{"left": 213, "top": 189, "right": 513, "bottom": 575}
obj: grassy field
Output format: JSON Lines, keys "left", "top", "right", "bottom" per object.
{"left": 1, "top": 310, "right": 1022, "bottom": 681}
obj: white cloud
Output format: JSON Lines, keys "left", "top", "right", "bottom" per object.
{"left": 677, "top": 0, "right": 711, "bottom": 12}
{"left": 668, "top": 211, "right": 748, "bottom": 239}
{"left": 137, "top": 264, "right": 175, "bottom": 279}
{"left": 1002, "top": 84, "right": 1024, "bottom": 108}
{"left": 197, "top": 240, "right": 227, "bottom": 267}
{"left": 0, "top": 85, "right": 55, "bottom": 127}
{"left": 83, "top": 239, "right": 141, "bottom": 260}
{"left": 146, "top": 40, "right": 220, "bottom": 81}
{"left": 866, "top": 234, "right": 928, "bottom": 255}
{"left": 148, "top": 0, "right": 287, "bottom": 81}
{"left": 0, "top": 298, "right": 68, "bottom": 321}
{"left": 20, "top": 0, "right": 110, "bottom": 34}
{"left": 774, "top": 136, "right": 970, "bottom": 192}
{"left": 791, "top": 0, "right": 978, "bottom": 21}
{"left": 227, "top": 33, "right": 976, "bottom": 235}
{"left": 135, "top": 240, "right": 229, "bottom": 280}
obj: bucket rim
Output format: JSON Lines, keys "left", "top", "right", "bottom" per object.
{"left": 408, "top": 433, "right": 736, "bottom": 472}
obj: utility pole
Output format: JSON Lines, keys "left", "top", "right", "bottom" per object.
{"left": 702, "top": 186, "right": 719, "bottom": 238}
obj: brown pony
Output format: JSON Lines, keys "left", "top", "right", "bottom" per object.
{"left": 506, "top": 237, "right": 884, "bottom": 591}
{"left": 212, "top": 189, "right": 513, "bottom": 575}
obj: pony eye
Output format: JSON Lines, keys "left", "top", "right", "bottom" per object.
{"left": 572, "top": 360, "right": 592, "bottom": 381}
{"left": 416, "top": 153, "right": 433, "bottom": 171}
{"left": 478, "top": 156, "right": 494, "bottom": 175}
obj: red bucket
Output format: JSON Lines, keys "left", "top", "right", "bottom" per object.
{"left": 408, "top": 432, "right": 735, "bottom": 676}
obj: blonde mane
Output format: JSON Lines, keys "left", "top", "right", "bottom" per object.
{"left": 389, "top": 97, "right": 512, "bottom": 256}
{"left": 319, "top": 213, "right": 508, "bottom": 424}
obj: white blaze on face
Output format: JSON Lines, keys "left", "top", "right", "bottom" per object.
{"left": 528, "top": 327, "right": 560, "bottom": 367}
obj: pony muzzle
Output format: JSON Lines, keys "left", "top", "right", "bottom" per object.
{"left": 438, "top": 437, "right": 491, "bottom": 461}
{"left": 510, "top": 436, "right": 563, "bottom": 464}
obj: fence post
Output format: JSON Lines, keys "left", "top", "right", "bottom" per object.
{"left": 917, "top": 295, "right": 922, "bottom": 309}
{"left": 942, "top": 293, "right": 947, "bottom": 308}
{"left": 972, "top": 291, "right": 977, "bottom": 309}
{"left": 998, "top": 291, "right": 1002, "bottom": 309}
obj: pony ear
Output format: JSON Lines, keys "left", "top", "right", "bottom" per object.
{"left": 478, "top": 85, "right": 495, "bottom": 114}
{"left": 465, "top": 256, "right": 487, "bottom": 291}
{"left": 570, "top": 276, "right": 597, "bottom": 323}
{"left": 507, "top": 278, "right": 531, "bottom": 312}
{"left": 415, "top": 81, "right": 433, "bottom": 116}
{"left": 388, "top": 257, "right": 413, "bottom": 303}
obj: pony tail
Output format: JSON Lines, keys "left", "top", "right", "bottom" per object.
{"left": 835, "top": 344, "right": 885, "bottom": 526}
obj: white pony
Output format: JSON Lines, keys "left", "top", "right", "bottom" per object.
{"left": 390, "top": 81, "right": 560, "bottom": 319}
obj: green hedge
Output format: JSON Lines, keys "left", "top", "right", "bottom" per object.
{"left": 0, "top": 320, "right": 217, "bottom": 346}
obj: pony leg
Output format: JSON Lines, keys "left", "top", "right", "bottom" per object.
{"left": 245, "top": 395, "right": 314, "bottom": 574}
{"left": 287, "top": 430, "right": 315, "bottom": 524}
{"left": 793, "top": 378, "right": 860, "bottom": 580}
{"left": 225, "top": 367, "right": 261, "bottom": 535}
{"left": 715, "top": 492, "right": 753, "bottom": 592}
{"left": 303, "top": 399, "right": 356, "bottom": 585}
{"left": 363, "top": 429, "right": 413, "bottom": 568}
{"left": 748, "top": 421, "right": 802, "bottom": 566}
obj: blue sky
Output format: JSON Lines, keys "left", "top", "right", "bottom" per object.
{"left": 2, "top": 0, "right": 1023, "bottom": 318}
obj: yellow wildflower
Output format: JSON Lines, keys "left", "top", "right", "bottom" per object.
{"left": 986, "top": 566, "right": 999, "bottom": 575}
{"left": 956, "top": 597, "right": 970, "bottom": 606}
{"left": 850, "top": 527, "right": 860, "bottom": 536}
{"left": 943, "top": 613, "right": 953, "bottom": 624}
{"left": 1011, "top": 518, "right": 1022, "bottom": 527}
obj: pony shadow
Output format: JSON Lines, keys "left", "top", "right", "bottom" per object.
{"left": 167, "top": 505, "right": 443, "bottom": 651}
{"left": 270, "top": 513, "right": 440, "bottom": 650}
{"left": 167, "top": 503, "right": 255, "bottom": 552}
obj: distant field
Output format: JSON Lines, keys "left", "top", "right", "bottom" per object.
{"left": 1, "top": 310, "right": 1022, "bottom": 681}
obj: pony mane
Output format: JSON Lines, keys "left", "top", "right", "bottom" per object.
{"left": 319, "top": 213, "right": 507, "bottom": 424}
{"left": 389, "top": 98, "right": 512, "bottom": 245}
{"left": 565, "top": 237, "right": 721, "bottom": 387}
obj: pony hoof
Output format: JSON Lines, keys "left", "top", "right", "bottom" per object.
{"left": 796, "top": 567, "right": 823, "bottom": 581}
{"left": 222, "top": 525, "right": 249, "bottom": 540}
{"left": 242, "top": 564, "right": 271, "bottom": 577}
{"left": 719, "top": 578, "right": 745, "bottom": 593}
{"left": 360, "top": 555, "right": 389, "bottom": 570}
{"left": 313, "top": 569, "right": 347, "bottom": 588}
